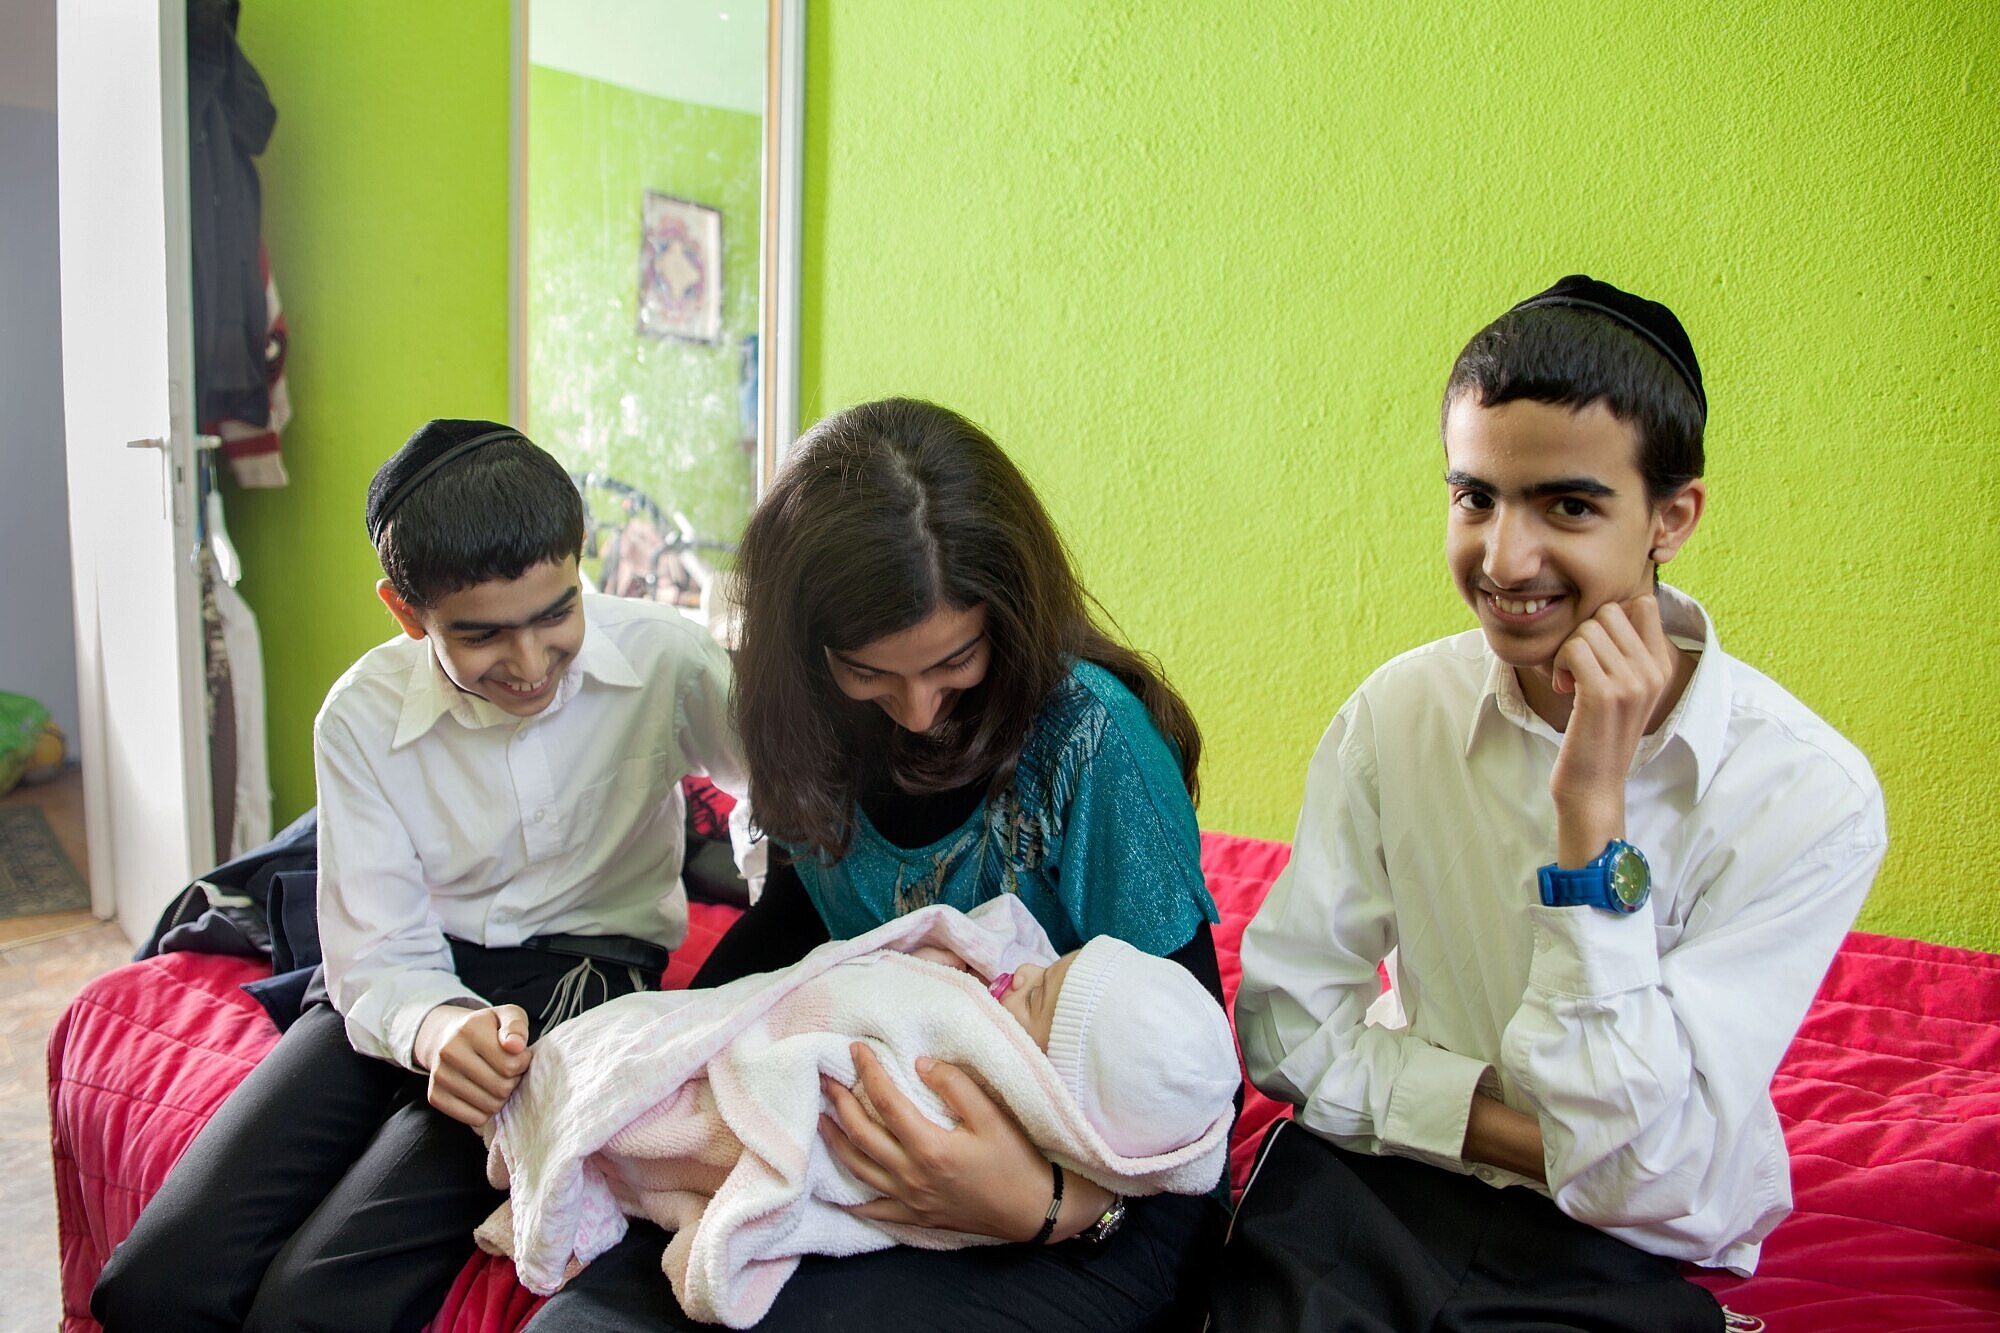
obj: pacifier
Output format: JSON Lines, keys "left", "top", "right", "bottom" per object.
{"left": 987, "top": 971, "right": 1014, "bottom": 1000}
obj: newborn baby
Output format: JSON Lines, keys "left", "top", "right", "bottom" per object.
{"left": 906, "top": 936, "right": 1238, "bottom": 1157}
{"left": 479, "top": 898, "right": 1238, "bottom": 1326}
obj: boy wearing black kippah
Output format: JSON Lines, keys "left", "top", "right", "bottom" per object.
{"left": 1217, "top": 279, "right": 1888, "bottom": 1329}
{"left": 96, "top": 420, "right": 753, "bottom": 1332}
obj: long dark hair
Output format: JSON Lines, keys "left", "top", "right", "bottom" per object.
{"left": 733, "top": 397, "right": 1201, "bottom": 860}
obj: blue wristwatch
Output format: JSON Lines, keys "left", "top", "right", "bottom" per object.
{"left": 1538, "top": 839, "right": 1651, "bottom": 914}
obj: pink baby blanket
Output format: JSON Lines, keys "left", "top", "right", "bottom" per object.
{"left": 478, "top": 897, "right": 1234, "bottom": 1327}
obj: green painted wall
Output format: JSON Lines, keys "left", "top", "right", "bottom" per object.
{"left": 798, "top": 2, "right": 2000, "bottom": 950}
{"left": 226, "top": 2, "right": 2000, "bottom": 953}
{"left": 227, "top": 3, "right": 512, "bottom": 826}
{"left": 524, "top": 66, "right": 760, "bottom": 545}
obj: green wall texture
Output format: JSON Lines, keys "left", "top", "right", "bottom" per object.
{"left": 524, "top": 66, "right": 760, "bottom": 544}
{"left": 797, "top": 2, "right": 2000, "bottom": 950}
{"left": 227, "top": 2, "right": 1999, "bottom": 952}
{"left": 228, "top": 2, "right": 512, "bottom": 827}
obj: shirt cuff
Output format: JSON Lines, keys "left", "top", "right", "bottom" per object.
{"left": 1525, "top": 903, "right": 1662, "bottom": 999}
{"left": 1382, "top": 1040, "right": 1493, "bottom": 1165}
{"left": 377, "top": 980, "right": 487, "bottom": 1072}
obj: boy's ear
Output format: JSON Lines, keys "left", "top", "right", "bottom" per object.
{"left": 1648, "top": 479, "right": 1708, "bottom": 567}
{"left": 376, "top": 579, "right": 429, "bottom": 640}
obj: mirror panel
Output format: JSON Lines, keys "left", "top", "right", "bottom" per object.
{"left": 512, "top": 0, "right": 799, "bottom": 624}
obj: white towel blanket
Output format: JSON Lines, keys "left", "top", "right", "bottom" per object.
{"left": 477, "top": 897, "right": 1232, "bottom": 1327}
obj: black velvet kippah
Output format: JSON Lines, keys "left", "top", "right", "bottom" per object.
{"left": 1509, "top": 275, "right": 1706, "bottom": 416}
{"left": 365, "top": 418, "right": 525, "bottom": 542}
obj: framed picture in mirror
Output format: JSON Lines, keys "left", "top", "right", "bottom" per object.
{"left": 637, "top": 191, "right": 723, "bottom": 344}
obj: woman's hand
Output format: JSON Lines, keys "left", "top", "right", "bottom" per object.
{"left": 820, "top": 1043, "right": 1113, "bottom": 1242}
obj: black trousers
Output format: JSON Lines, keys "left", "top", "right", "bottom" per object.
{"left": 1207, "top": 1120, "right": 1724, "bottom": 1333}
{"left": 522, "top": 1189, "right": 1229, "bottom": 1332}
{"left": 93, "top": 939, "right": 657, "bottom": 1333}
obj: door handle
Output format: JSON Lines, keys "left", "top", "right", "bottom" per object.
{"left": 128, "top": 436, "right": 222, "bottom": 450}
{"left": 124, "top": 437, "right": 181, "bottom": 522}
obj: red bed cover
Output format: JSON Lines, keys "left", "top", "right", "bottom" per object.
{"left": 49, "top": 834, "right": 2000, "bottom": 1331}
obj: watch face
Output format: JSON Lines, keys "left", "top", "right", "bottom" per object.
{"left": 1608, "top": 845, "right": 1650, "bottom": 911}
{"left": 1088, "top": 1184, "right": 1136, "bottom": 1240}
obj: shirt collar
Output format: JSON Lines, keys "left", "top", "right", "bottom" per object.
{"left": 1653, "top": 584, "right": 1730, "bottom": 800}
{"left": 1466, "top": 584, "right": 1731, "bottom": 799}
{"left": 389, "top": 611, "right": 644, "bottom": 749}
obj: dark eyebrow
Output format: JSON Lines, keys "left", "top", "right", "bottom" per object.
{"left": 1444, "top": 469, "right": 1617, "bottom": 500}
{"left": 446, "top": 586, "right": 578, "bottom": 634}
{"left": 1527, "top": 476, "right": 1618, "bottom": 499}
{"left": 829, "top": 631, "right": 985, "bottom": 675}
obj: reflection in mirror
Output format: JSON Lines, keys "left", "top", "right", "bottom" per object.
{"left": 515, "top": 0, "right": 773, "bottom": 636}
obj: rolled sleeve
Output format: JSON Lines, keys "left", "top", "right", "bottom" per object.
{"left": 1525, "top": 904, "right": 1662, "bottom": 998}
{"left": 1382, "top": 1040, "right": 1494, "bottom": 1166}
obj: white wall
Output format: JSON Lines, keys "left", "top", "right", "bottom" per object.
{"left": 0, "top": 0, "right": 80, "bottom": 743}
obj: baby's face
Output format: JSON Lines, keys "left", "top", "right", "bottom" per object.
{"left": 905, "top": 944, "right": 1079, "bottom": 1052}
{"left": 992, "top": 952, "right": 1077, "bottom": 1052}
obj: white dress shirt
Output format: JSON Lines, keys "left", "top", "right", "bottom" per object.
{"left": 1236, "top": 586, "right": 1886, "bottom": 1273}
{"left": 314, "top": 594, "right": 750, "bottom": 1071}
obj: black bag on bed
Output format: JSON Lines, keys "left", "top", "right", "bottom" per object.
{"left": 139, "top": 806, "right": 323, "bottom": 1029}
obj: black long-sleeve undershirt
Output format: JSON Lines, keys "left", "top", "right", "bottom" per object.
{"left": 688, "top": 858, "right": 829, "bottom": 987}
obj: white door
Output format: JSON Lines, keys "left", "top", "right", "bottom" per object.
{"left": 57, "top": 0, "right": 215, "bottom": 945}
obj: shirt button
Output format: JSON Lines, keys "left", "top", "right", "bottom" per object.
{"left": 1474, "top": 1166, "right": 1495, "bottom": 1183}
{"left": 530, "top": 809, "right": 547, "bottom": 825}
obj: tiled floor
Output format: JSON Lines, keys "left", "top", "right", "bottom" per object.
{"left": 0, "top": 918, "right": 130, "bottom": 1332}
{"left": 1, "top": 766, "right": 127, "bottom": 1331}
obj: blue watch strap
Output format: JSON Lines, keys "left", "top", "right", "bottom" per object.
{"left": 1538, "top": 863, "right": 1604, "bottom": 908}
{"left": 1537, "top": 840, "right": 1650, "bottom": 913}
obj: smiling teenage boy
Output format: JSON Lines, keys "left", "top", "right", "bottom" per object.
{"left": 1215, "top": 278, "right": 1887, "bottom": 1330}
{"left": 95, "top": 420, "right": 751, "bottom": 1333}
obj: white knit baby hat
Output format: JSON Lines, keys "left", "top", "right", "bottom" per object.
{"left": 1045, "top": 935, "right": 1240, "bottom": 1158}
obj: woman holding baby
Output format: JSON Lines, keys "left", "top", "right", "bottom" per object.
{"left": 525, "top": 397, "right": 1229, "bottom": 1331}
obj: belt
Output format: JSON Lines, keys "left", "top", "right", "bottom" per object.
{"left": 517, "top": 931, "right": 671, "bottom": 976}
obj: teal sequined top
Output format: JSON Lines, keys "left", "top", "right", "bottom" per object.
{"left": 791, "top": 662, "right": 1219, "bottom": 956}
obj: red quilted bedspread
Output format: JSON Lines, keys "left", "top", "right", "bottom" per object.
{"left": 1689, "top": 932, "right": 2000, "bottom": 1328}
{"left": 49, "top": 835, "right": 2000, "bottom": 1332}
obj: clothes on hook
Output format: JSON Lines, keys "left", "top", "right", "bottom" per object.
{"left": 190, "top": 0, "right": 292, "bottom": 487}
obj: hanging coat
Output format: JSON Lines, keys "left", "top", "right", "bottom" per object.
{"left": 188, "top": 0, "right": 277, "bottom": 429}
